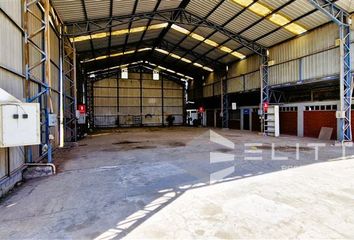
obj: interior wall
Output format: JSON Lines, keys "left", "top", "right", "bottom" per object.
{"left": 200, "top": 22, "right": 354, "bottom": 98}
{"left": 92, "top": 72, "right": 184, "bottom": 128}
{"left": 0, "top": 0, "right": 25, "bottom": 181}
{"left": 0, "top": 1, "right": 66, "bottom": 188}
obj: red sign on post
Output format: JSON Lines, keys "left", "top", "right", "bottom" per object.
{"left": 263, "top": 102, "right": 269, "bottom": 113}
{"left": 78, "top": 104, "right": 86, "bottom": 114}
{"left": 198, "top": 106, "right": 205, "bottom": 113}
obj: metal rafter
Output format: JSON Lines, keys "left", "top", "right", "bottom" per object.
{"left": 230, "top": 0, "right": 339, "bottom": 55}
{"left": 172, "top": 0, "right": 260, "bottom": 66}
{"left": 107, "top": 0, "right": 113, "bottom": 56}
{"left": 151, "top": 0, "right": 191, "bottom": 52}
{"left": 80, "top": 39, "right": 223, "bottom": 74}
{"left": 80, "top": 0, "right": 95, "bottom": 58}
{"left": 132, "top": 0, "right": 162, "bottom": 57}
{"left": 122, "top": 0, "right": 139, "bottom": 53}
{"left": 66, "top": 9, "right": 266, "bottom": 56}
{"left": 215, "top": 0, "right": 296, "bottom": 62}
{"left": 160, "top": 0, "right": 227, "bottom": 63}
{"left": 307, "top": 0, "right": 352, "bottom": 141}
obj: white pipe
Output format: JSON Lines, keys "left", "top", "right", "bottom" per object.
{"left": 59, "top": 26, "right": 64, "bottom": 148}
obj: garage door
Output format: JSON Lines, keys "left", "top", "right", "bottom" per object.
{"left": 280, "top": 107, "right": 297, "bottom": 136}
{"left": 304, "top": 105, "right": 337, "bottom": 139}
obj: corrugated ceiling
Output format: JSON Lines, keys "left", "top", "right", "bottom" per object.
{"left": 52, "top": 0, "right": 346, "bottom": 70}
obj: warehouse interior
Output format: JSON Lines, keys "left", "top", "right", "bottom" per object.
{"left": 1, "top": 0, "right": 354, "bottom": 238}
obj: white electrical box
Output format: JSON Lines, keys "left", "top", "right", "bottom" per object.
{"left": 0, "top": 103, "right": 41, "bottom": 147}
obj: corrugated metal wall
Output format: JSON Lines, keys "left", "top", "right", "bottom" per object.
{"left": 204, "top": 23, "right": 352, "bottom": 96}
{"left": 93, "top": 72, "right": 184, "bottom": 127}
{"left": 0, "top": 0, "right": 25, "bottom": 180}
{"left": 0, "top": 1, "right": 62, "bottom": 181}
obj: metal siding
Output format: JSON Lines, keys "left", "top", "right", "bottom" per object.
{"left": 269, "top": 60, "right": 299, "bottom": 85}
{"left": 269, "top": 24, "right": 338, "bottom": 63}
{"left": 244, "top": 71, "right": 260, "bottom": 90}
{"left": 0, "top": 0, "right": 25, "bottom": 182}
{"left": 0, "top": 0, "right": 22, "bottom": 25}
{"left": 227, "top": 76, "right": 243, "bottom": 93}
{"left": 302, "top": 48, "right": 340, "bottom": 81}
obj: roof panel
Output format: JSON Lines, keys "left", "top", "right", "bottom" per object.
{"left": 258, "top": 0, "right": 289, "bottom": 10}
{"left": 336, "top": 0, "right": 354, "bottom": 12}
{"left": 85, "top": 0, "right": 110, "bottom": 20}
{"left": 186, "top": 0, "right": 220, "bottom": 17}
{"left": 136, "top": 0, "right": 158, "bottom": 13}
{"left": 279, "top": 0, "right": 316, "bottom": 20}
{"left": 296, "top": 11, "right": 330, "bottom": 30}
{"left": 179, "top": 38, "right": 201, "bottom": 50}
{"left": 75, "top": 40, "right": 92, "bottom": 52}
{"left": 257, "top": 28, "right": 295, "bottom": 47}
{"left": 206, "top": 50, "right": 226, "bottom": 60}
{"left": 52, "top": 0, "right": 85, "bottom": 22}
{"left": 143, "top": 29, "right": 163, "bottom": 41}
{"left": 208, "top": 32, "right": 229, "bottom": 45}
{"left": 225, "top": 10, "right": 262, "bottom": 34}
{"left": 241, "top": 20, "right": 279, "bottom": 41}
{"left": 113, "top": 0, "right": 136, "bottom": 16}
{"left": 110, "top": 34, "right": 127, "bottom": 47}
{"left": 157, "top": 0, "right": 182, "bottom": 11}
{"left": 208, "top": 0, "right": 243, "bottom": 26}
{"left": 193, "top": 26, "right": 216, "bottom": 37}
{"left": 193, "top": 43, "right": 215, "bottom": 56}
{"left": 164, "top": 31, "right": 187, "bottom": 45}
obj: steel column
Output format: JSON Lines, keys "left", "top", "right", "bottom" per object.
{"left": 307, "top": 0, "right": 352, "bottom": 142}
{"left": 23, "top": 0, "right": 53, "bottom": 163}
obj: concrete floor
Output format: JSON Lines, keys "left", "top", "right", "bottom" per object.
{"left": 0, "top": 127, "right": 353, "bottom": 239}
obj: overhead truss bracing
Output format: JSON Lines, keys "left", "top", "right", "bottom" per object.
{"left": 307, "top": 0, "right": 352, "bottom": 142}
{"left": 64, "top": 8, "right": 267, "bottom": 57}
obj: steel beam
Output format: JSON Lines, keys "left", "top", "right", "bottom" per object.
{"left": 23, "top": 0, "right": 53, "bottom": 163}
{"left": 307, "top": 0, "right": 352, "bottom": 142}
{"left": 65, "top": 9, "right": 266, "bottom": 57}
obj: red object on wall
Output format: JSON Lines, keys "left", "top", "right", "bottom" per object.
{"left": 280, "top": 112, "right": 297, "bottom": 135}
{"left": 263, "top": 102, "right": 269, "bottom": 113}
{"left": 78, "top": 104, "right": 86, "bottom": 114}
{"left": 198, "top": 106, "right": 205, "bottom": 113}
{"left": 304, "top": 111, "right": 337, "bottom": 139}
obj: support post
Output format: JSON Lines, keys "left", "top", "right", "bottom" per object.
{"left": 221, "top": 72, "right": 229, "bottom": 129}
{"left": 307, "top": 0, "right": 352, "bottom": 142}
{"left": 161, "top": 74, "right": 165, "bottom": 126}
{"left": 260, "top": 50, "right": 269, "bottom": 133}
{"left": 339, "top": 23, "right": 352, "bottom": 141}
{"left": 23, "top": 0, "right": 53, "bottom": 163}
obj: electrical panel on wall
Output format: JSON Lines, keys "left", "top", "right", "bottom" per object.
{"left": 0, "top": 103, "right": 41, "bottom": 147}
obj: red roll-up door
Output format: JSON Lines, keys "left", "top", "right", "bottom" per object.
{"left": 280, "top": 112, "right": 297, "bottom": 135}
{"left": 304, "top": 111, "right": 336, "bottom": 139}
